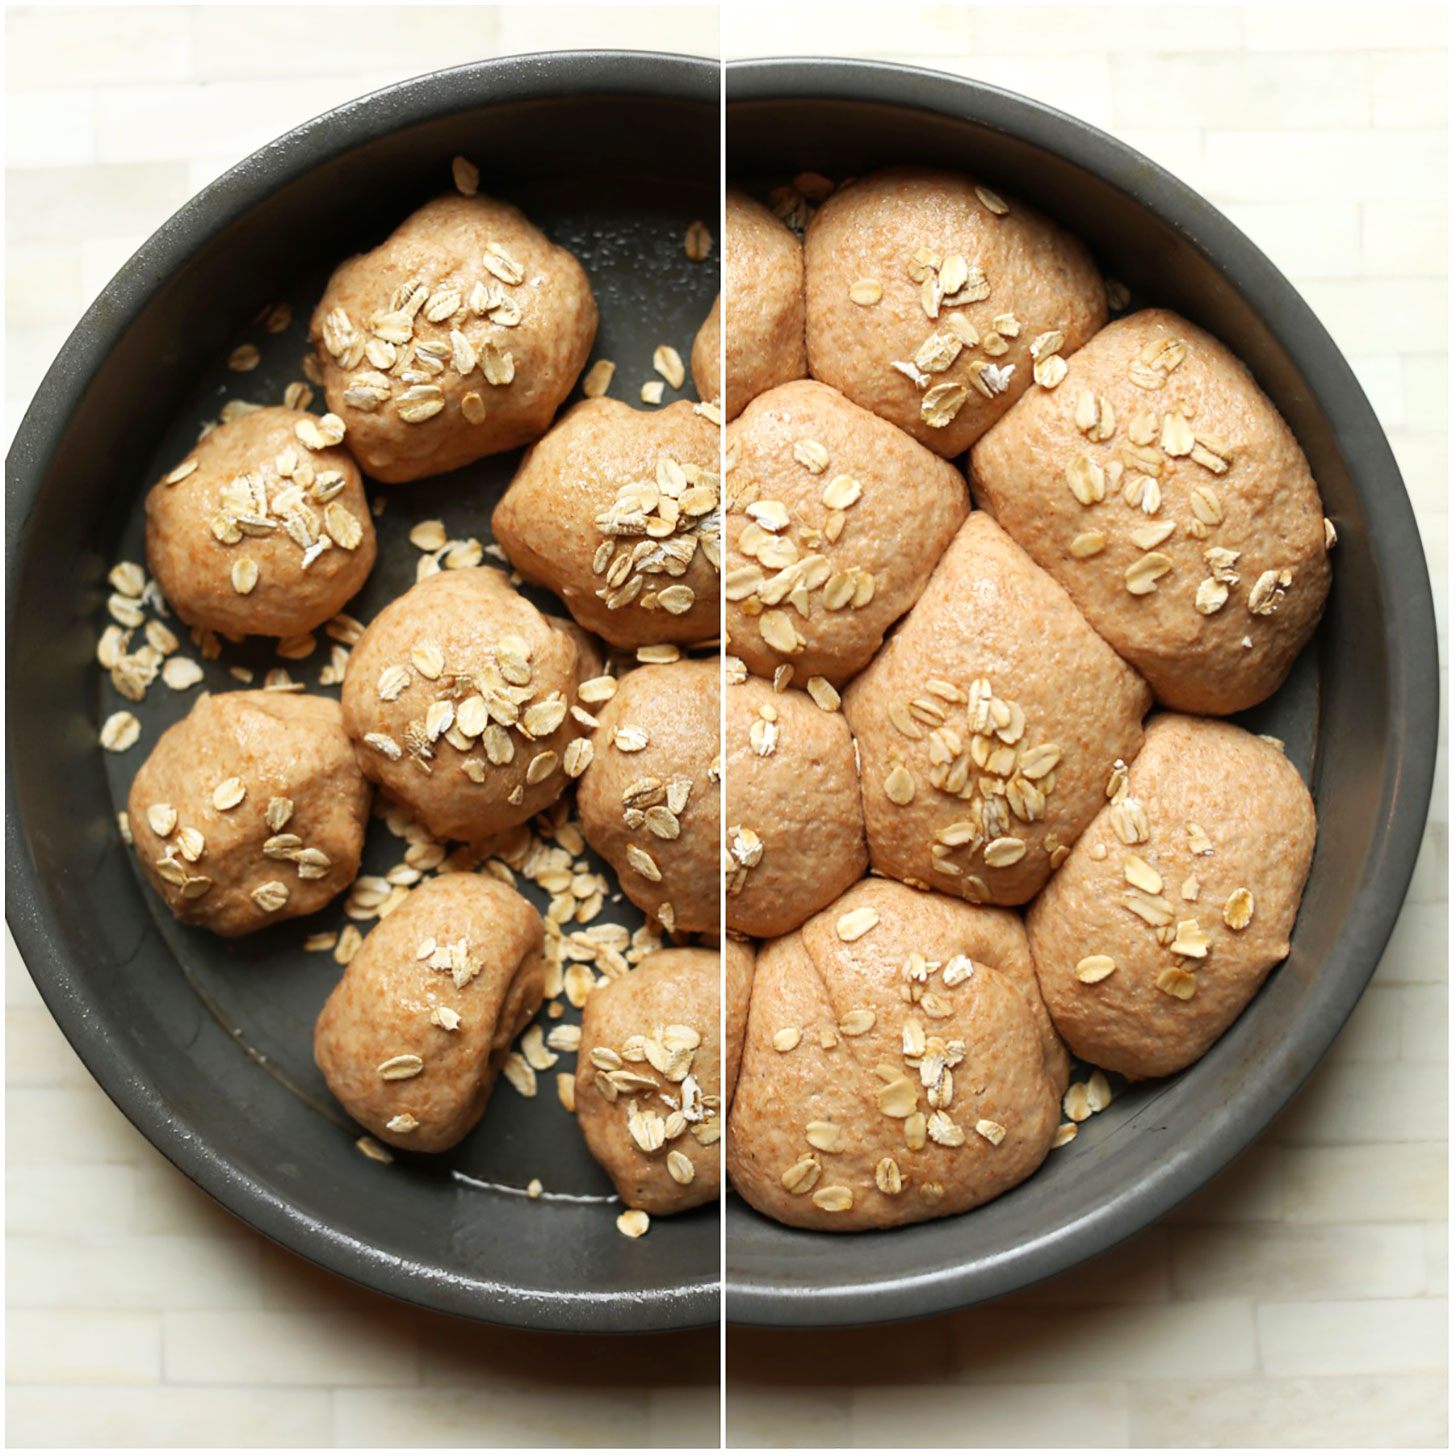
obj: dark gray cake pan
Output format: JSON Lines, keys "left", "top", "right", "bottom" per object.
{"left": 725, "top": 58, "right": 1439, "bottom": 1327}
{"left": 7, "top": 51, "right": 720, "bottom": 1334}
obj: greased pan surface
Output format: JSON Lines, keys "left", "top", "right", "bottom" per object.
{"left": 7, "top": 52, "right": 720, "bottom": 1334}
{"left": 724, "top": 58, "right": 1438, "bottom": 1327}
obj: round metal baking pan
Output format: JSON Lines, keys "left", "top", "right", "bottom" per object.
{"left": 6, "top": 51, "right": 720, "bottom": 1334}
{"left": 724, "top": 57, "right": 1439, "bottom": 1327}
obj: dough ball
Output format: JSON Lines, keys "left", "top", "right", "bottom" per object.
{"left": 691, "top": 294, "right": 721, "bottom": 405}
{"left": 340, "top": 567, "right": 600, "bottom": 845}
{"left": 723, "top": 188, "right": 807, "bottom": 419}
{"left": 804, "top": 166, "right": 1106, "bottom": 457}
{"left": 145, "top": 407, "right": 375, "bottom": 638}
{"left": 724, "top": 379, "right": 969, "bottom": 684}
{"left": 971, "top": 308, "right": 1332, "bottom": 713}
{"left": 492, "top": 398, "right": 720, "bottom": 649}
{"left": 724, "top": 669, "right": 866, "bottom": 939}
{"left": 726, "top": 879, "right": 1067, "bottom": 1231}
{"left": 575, "top": 659, "right": 720, "bottom": 935}
{"left": 844, "top": 512, "right": 1151, "bottom": 906}
{"left": 311, "top": 193, "right": 597, "bottom": 483}
{"left": 724, "top": 937, "right": 754, "bottom": 1113}
{"left": 1026, "top": 713, "right": 1317, "bottom": 1080}
{"left": 126, "top": 691, "right": 370, "bottom": 937}
{"left": 573, "top": 946, "right": 721, "bottom": 1216}
{"left": 314, "top": 872, "right": 546, "bottom": 1152}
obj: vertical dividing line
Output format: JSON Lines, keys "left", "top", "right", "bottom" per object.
{"left": 717, "top": 23, "right": 730, "bottom": 1450}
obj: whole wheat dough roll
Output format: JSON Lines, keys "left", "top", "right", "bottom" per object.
{"left": 126, "top": 691, "right": 371, "bottom": 937}
{"left": 726, "top": 878, "right": 1067, "bottom": 1231}
{"left": 492, "top": 398, "right": 720, "bottom": 649}
{"left": 843, "top": 512, "right": 1151, "bottom": 906}
{"left": 971, "top": 309, "right": 1331, "bottom": 713}
{"left": 315, "top": 873, "right": 546, "bottom": 1152}
{"left": 573, "top": 946, "right": 721, "bottom": 1216}
{"left": 311, "top": 193, "right": 597, "bottom": 482}
{"left": 804, "top": 166, "right": 1106, "bottom": 457}
{"left": 145, "top": 407, "right": 375, "bottom": 639}
{"left": 723, "top": 188, "right": 807, "bottom": 419}
{"left": 724, "top": 379, "right": 970, "bottom": 685}
{"left": 724, "top": 669, "right": 866, "bottom": 939}
{"left": 1026, "top": 713, "right": 1317, "bottom": 1080}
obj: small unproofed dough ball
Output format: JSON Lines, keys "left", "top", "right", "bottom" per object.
{"left": 492, "top": 398, "right": 720, "bottom": 649}
{"left": 724, "top": 937, "right": 754, "bottom": 1113}
{"left": 844, "top": 513, "right": 1151, "bottom": 906}
{"left": 726, "top": 879, "right": 1067, "bottom": 1231}
{"left": 573, "top": 946, "right": 721, "bottom": 1216}
{"left": 314, "top": 873, "right": 546, "bottom": 1152}
{"left": 340, "top": 567, "right": 600, "bottom": 845}
{"left": 723, "top": 188, "right": 807, "bottom": 420}
{"left": 126, "top": 691, "right": 371, "bottom": 936}
{"left": 691, "top": 294, "right": 722, "bottom": 405}
{"left": 724, "top": 670, "right": 866, "bottom": 939}
{"left": 575, "top": 660, "right": 720, "bottom": 936}
{"left": 145, "top": 407, "right": 376, "bottom": 638}
{"left": 1026, "top": 714, "right": 1317, "bottom": 1080}
{"left": 804, "top": 166, "right": 1107, "bottom": 458}
{"left": 971, "top": 309, "right": 1332, "bottom": 714}
{"left": 311, "top": 193, "right": 597, "bottom": 483}
{"left": 724, "top": 379, "right": 970, "bottom": 684}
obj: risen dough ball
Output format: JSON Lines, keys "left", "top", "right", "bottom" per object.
{"left": 575, "top": 660, "right": 720, "bottom": 936}
{"left": 804, "top": 166, "right": 1106, "bottom": 457}
{"left": 144, "top": 407, "right": 375, "bottom": 638}
{"left": 724, "top": 670, "right": 866, "bottom": 939}
{"left": 573, "top": 947, "right": 721, "bottom": 1216}
{"left": 1027, "top": 714, "right": 1317, "bottom": 1080}
{"left": 691, "top": 294, "right": 722, "bottom": 405}
{"left": 724, "top": 937, "right": 754, "bottom": 1112}
{"left": 725, "top": 380, "right": 969, "bottom": 684}
{"left": 492, "top": 398, "right": 720, "bottom": 649}
{"left": 311, "top": 193, "right": 597, "bottom": 483}
{"left": 726, "top": 879, "right": 1067, "bottom": 1231}
{"left": 971, "top": 309, "right": 1332, "bottom": 714}
{"left": 723, "top": 188, "right": 807, "bottom": 419}
{"left": 126, "top": 691, "right": 370, "bottom": 937}
{"left": 314, "top": 873, "right": 546, "bottom": 1152}
{"left": 844, "top": 513, "right": 1151, "bottom": 906}
{"left": 340, "top": 567, "right": 600, "bottom": 845}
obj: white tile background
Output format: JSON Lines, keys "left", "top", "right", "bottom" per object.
{"left": 5, "top": 4, "right": 720, "bottom": 1449}
{"left": 5, "top": 3, "right": 1450, "bottom": 1450}
{"left": 722, "top": 4, "right": 1449, "bottom": 1449}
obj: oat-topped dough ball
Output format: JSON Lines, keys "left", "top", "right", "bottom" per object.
{"left": 725, "top": 380, "right": 970, "bottom": 684}
{"left": 126, "top": 691, "right": 370, "bottom": 937}
{"left": 727, "top": 879, "right": 1067, "bottom": 1231}
{"left": 725, "top": 669, "right": 866, "bottom": 940}
{"left": 575, "top": 659, "right": 720, "bottom": 936}
{"left": 144, "top": 407, "right": 376, "bottom": 639}
{"left": 315, "top": 873, "right": 546, "bottom": 1152}
{"left": 574, "top": 947, "right": 721, "bottom": 1216}
{"left": 804, "top": 166, "right": 1106, "bottom": 458}
{"left": 311, "top": 193, "right": 597, "bottom": 483}
{"left": 724, "top": 937, "right": 754, "bottom": 1112}
{"left": 340, "top": 567, "right": 600, "bottom": 846}
{"left": 844, "top": 513, "right": 1151, "bottom": 906}
{"left": 491, "top": 398, "right": 720, "bottom": 649}
{"left": 691, "top": 294, "right": 722, "bottom": 406}
{"left": 1027, "top": 714, "right": 1316, "bottom": 1081}
{"left": 971, "top": 309, "right": 1332, "bottom": 715}
{"left": 723, "top": 188, "right": 808, "bottom": 420}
